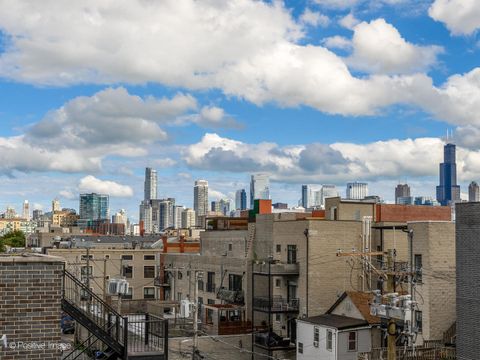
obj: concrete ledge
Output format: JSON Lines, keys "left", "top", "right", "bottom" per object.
{"left": 0, "top": 252, "right": 65, "bottom": 264}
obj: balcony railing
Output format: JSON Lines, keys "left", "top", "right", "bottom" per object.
{"left": 216, "top": 288, "right": 245, "bottom": 304}
{"left": 253, "top": 296, "right": 299, "bottom": 313}
{"left": 254, "top": 331, "right": 295, "bottom": 350}
{"left": 253, "top": 262, "right": 299, "bottom": 276}
{"left": 154, "top": 277, "right": 170, "bottom": 287}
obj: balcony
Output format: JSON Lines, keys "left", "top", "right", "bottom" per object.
{"left": 253, "top": 296, "right": 299, "bottom": 313}
{"left": 216, "top": 288, "right": 244, "bottom": 305}
{"left": 253, "top": 262, "right": 299, "bottom": 276}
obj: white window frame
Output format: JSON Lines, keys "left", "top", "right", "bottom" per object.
{"left": 313, "top": 326, "right": 319, "bottom": 347}
{"left": 348, "top": 331, "right": 357, "bottom": 352}
{"left": 326, "top": 329, "right": 333, "bottom": 351}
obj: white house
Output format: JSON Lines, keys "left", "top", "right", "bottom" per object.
{"left": 297, "top": 314, "right": 371, "bottom": 360}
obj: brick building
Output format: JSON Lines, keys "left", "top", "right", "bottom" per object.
{"left": 0, "top": 253, "right": 64, "bottom": 360}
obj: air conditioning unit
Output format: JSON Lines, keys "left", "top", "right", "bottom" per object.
{"left": 179, "top": 299, "right": 194, "bottom": 318}
{"left": 107, "top": 278, "right": 129, "bottom": 295}
{"left": 313, "top": 340, "right": 319, "bottom": 348}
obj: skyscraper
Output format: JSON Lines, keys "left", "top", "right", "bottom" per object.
{"left": 144, "top": 167, "right": 157, "bottom": 202}
{"left": 320, "top": 185, "right": 338, "bottom": 206}
{"left": 301, "top": 185, "right": 311, "bottom": 208}
{"left": 79, "top": 193, "right": 109, "bottom": 221}
{"left": 395, "top": 184, "right": 411, "bottom": 204}
{"left": 235, "top": 189, "right": 247, "bottom": 210}
{"left": 436, "top": 143, "right": 460, "bottom": 206}
{"left": 181, "top": 208, "right": 196, "bottom": 228}
{"left": 250, "top": 174, "right": 270, "bottom": 208}
{"left": 139, "top": 202, "right": 153, "bottom": 234}
{"left": 194, "top": 180, "right": 208, "bottom": 227}
{"left": 346, "top": 182, "right": 368, "bottom": 200}
{"left": 22, "top": 200, "right": 30, "bottom": 221}
{"left": 469, "top": 181, "right": 479, "bottom": 202}
{"left": 52, "top": 198, "right": 61, "bottom": 212}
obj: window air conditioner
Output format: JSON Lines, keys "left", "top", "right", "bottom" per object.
{"left": 107, "top": 278, "right": 129, "bottom": 295}
{"left": 313, "top": 341, "right": 319, "bottom": 347}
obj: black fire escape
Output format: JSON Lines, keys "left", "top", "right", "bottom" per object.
{"left": 61, "top": 270, "right": 168, "bottom": 359}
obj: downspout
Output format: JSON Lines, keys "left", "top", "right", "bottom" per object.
{"left": 304, "top": 228, "right": 309, "bottom": 318}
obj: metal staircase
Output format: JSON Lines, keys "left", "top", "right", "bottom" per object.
{"left": 245, "top": 224, "right": 256, "bottom": 258}
{"left": 61, "top": 270, "right": 168, "bottom": 360}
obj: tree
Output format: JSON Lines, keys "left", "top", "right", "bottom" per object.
{"left": 0, "top": 230, "right": 26, "bottom": 251}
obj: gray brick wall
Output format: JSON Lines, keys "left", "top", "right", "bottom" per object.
{"left": 0, "top": 256, "right": 64, "bottom": 360}
{"left": 456, "top": 203, "right": 480, "bottom": 360}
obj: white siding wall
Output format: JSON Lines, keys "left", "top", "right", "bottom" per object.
{"left": 337, "top": 329, "right": 371, "bottom": 359}
{"left": 297, "top": 321, "right": 337, "bottom": 360}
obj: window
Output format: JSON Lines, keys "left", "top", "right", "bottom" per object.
{"left": 287, "top": 245, "right": 297, "bottom": 264}
{"left": 228, "top": 243, "right": 233, "bottom": 251}
{"left": 144, "top": 287, "right": 155, "bottom": 299}
{"left": 121, "top": 254, "right": 133, "bottom": 261}
{"left": 144, "top": 266, "right": 155, "bottom": 278}
{"left": 298, "top": 342, "right": 303, "bottom": 354}
{"left": 276, "top": 244, "right": 281, "bottom": 253}
{"left": 275, "top": 314, "right": 281, "bottom": 322}
{"left": 123, "top": 265, "right": 133, "bottom": 279}
{"left": 415, "top": 310, "right": 423, "bottom": 332}
{"left": 229, "top": 274, "right": 242, "bottom": 291}
{"left": 198, "top": 279, "right": 204, "bottom": 291}
{"left": 275, "top": 278, "right": 281, "bottom": 287}
{"left": 81, "top": 254, "right": 93, "bottom": 261}
{"left": 326, "top": 330, "right": 333, "bottom": 351}
{"left": 144, "top": 255, "right": 155, "bottom": 261}
{"left": 81, "top": 266, "right": 92, "bottom": 283}
{"left": 178, "top": 272, "right": 183, "bottom": 280}
{"left": 104, "top": 254, "right": 110, "bottom": 260}
{"left": 207, "top": 272, "right": 215, "bottom": 293}
{"left": 414, "top": 254, "right": 423, "bottom": 283}
{"left": 177, "top": 292, "right": 182, "bottom": 301}
{"left": 313, "top": 326, "right": 319, "bottom": 347}
{"left": 348, "top": 331, "right": 357, "bottom": 351}
{"left": 122, "top": 287, "right": 133, "bottom": 300}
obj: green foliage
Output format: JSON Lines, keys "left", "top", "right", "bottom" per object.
{"left": 0, "top": 230, "right": 26, "bottom": 250}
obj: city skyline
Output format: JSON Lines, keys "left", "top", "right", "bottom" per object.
{"left": 0, "top": 1, "right": 480, "bottom": 220}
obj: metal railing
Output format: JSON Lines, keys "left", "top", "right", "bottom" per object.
{"left": 216, "top": 288, "right": 245, "bottom": 304}
{"left": 358, "top": 346, "right": 456, "bottom": 360}
{"left": 252, "top": 262, "right": 299, "bottom": 275}
{"left": 253, "top": 296, "right": 299, "bottom": 312}
{"left": 62, "top": 270, "right": 127, "bottom": 357}
{"left": 126, "top": 313, "right": 168, "bottom": 354}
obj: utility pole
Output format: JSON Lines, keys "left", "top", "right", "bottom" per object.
{"left": 192, "top": 270, "right": 203, "bottom": 360}
{"left": 386, "top": 249, "right": 396, "bottom": 360}
{"left": 103, "top": 257, "right": 107, "bottom": 301}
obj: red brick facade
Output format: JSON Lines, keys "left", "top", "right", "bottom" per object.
{"left": 375, "top": 204, "right": 451, "bottom": 222}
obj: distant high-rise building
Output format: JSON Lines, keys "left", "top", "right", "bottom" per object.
{"left": 144, "top": 167, "right": 157, "bottom": 202}
{"left": 397, "top": 196, "right": 414, "bottom": 205}
{"left": 395, "top": 184, "right": 411, "bottom": 204}
{"left": 4, "top": 206, "right": 16, "bottom": 219}
{"left": 173, "top": 205, "right": 184, "bottom": 229}
{"left": 159, "top": 198, "right": 175, "bottom": 230}
{"left": 469, "top": 181, "right": 480, "bottom": 202}
{"left": 52, "top": 198, "right": 61, "bottom": 212}
{"left": 250, "top": 174, "right": 270, "bottom": 208}
{"left": 346, "top": 182, "right": 368, "bottom": 200}
{"left": 301, "top": 185, "right": 312, "bottom": 208}
{"left": 79, "top": 193, "right": 109, "bottom": 221}
{"left": 32, "top": 209, "right": 43, "bottom": 221}
{"left": 320, "top": 185, "right": 338, "bottom": 206}
{"left": 219, "top": 199, "right": 231, "bottom": 216}
{"left": 235, "top": 189, "right": 247, "bottom": 210}
{"left": 436, "top": 143, "right": 461, "bottom": 206}
{"left": 139, "top": 201, "right": 153, "bottom": 234}
{"left": 194, "top": 180, "right": 209, "bottom": 227}
{"left": 181, "top": 208, "right": 196, "bottom": 229}
{"left": 211, "top": 201, "right": 220, "bottom": 213}
{"left": 22, "top": 200, "right": 30, "bottom": 221}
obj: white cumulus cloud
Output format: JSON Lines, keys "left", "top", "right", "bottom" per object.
{"left": 429, "top": 0, "right": 480, "bottom": 35}
{"left": 348, "top": 19, "right": 443, "bottom": 74}
{"left": 78, "top": 175, "right": 133, "bottom": 197}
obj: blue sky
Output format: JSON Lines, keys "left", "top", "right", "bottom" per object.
{"left": 0, "top": 0, "right": 480, "bottom": 221}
